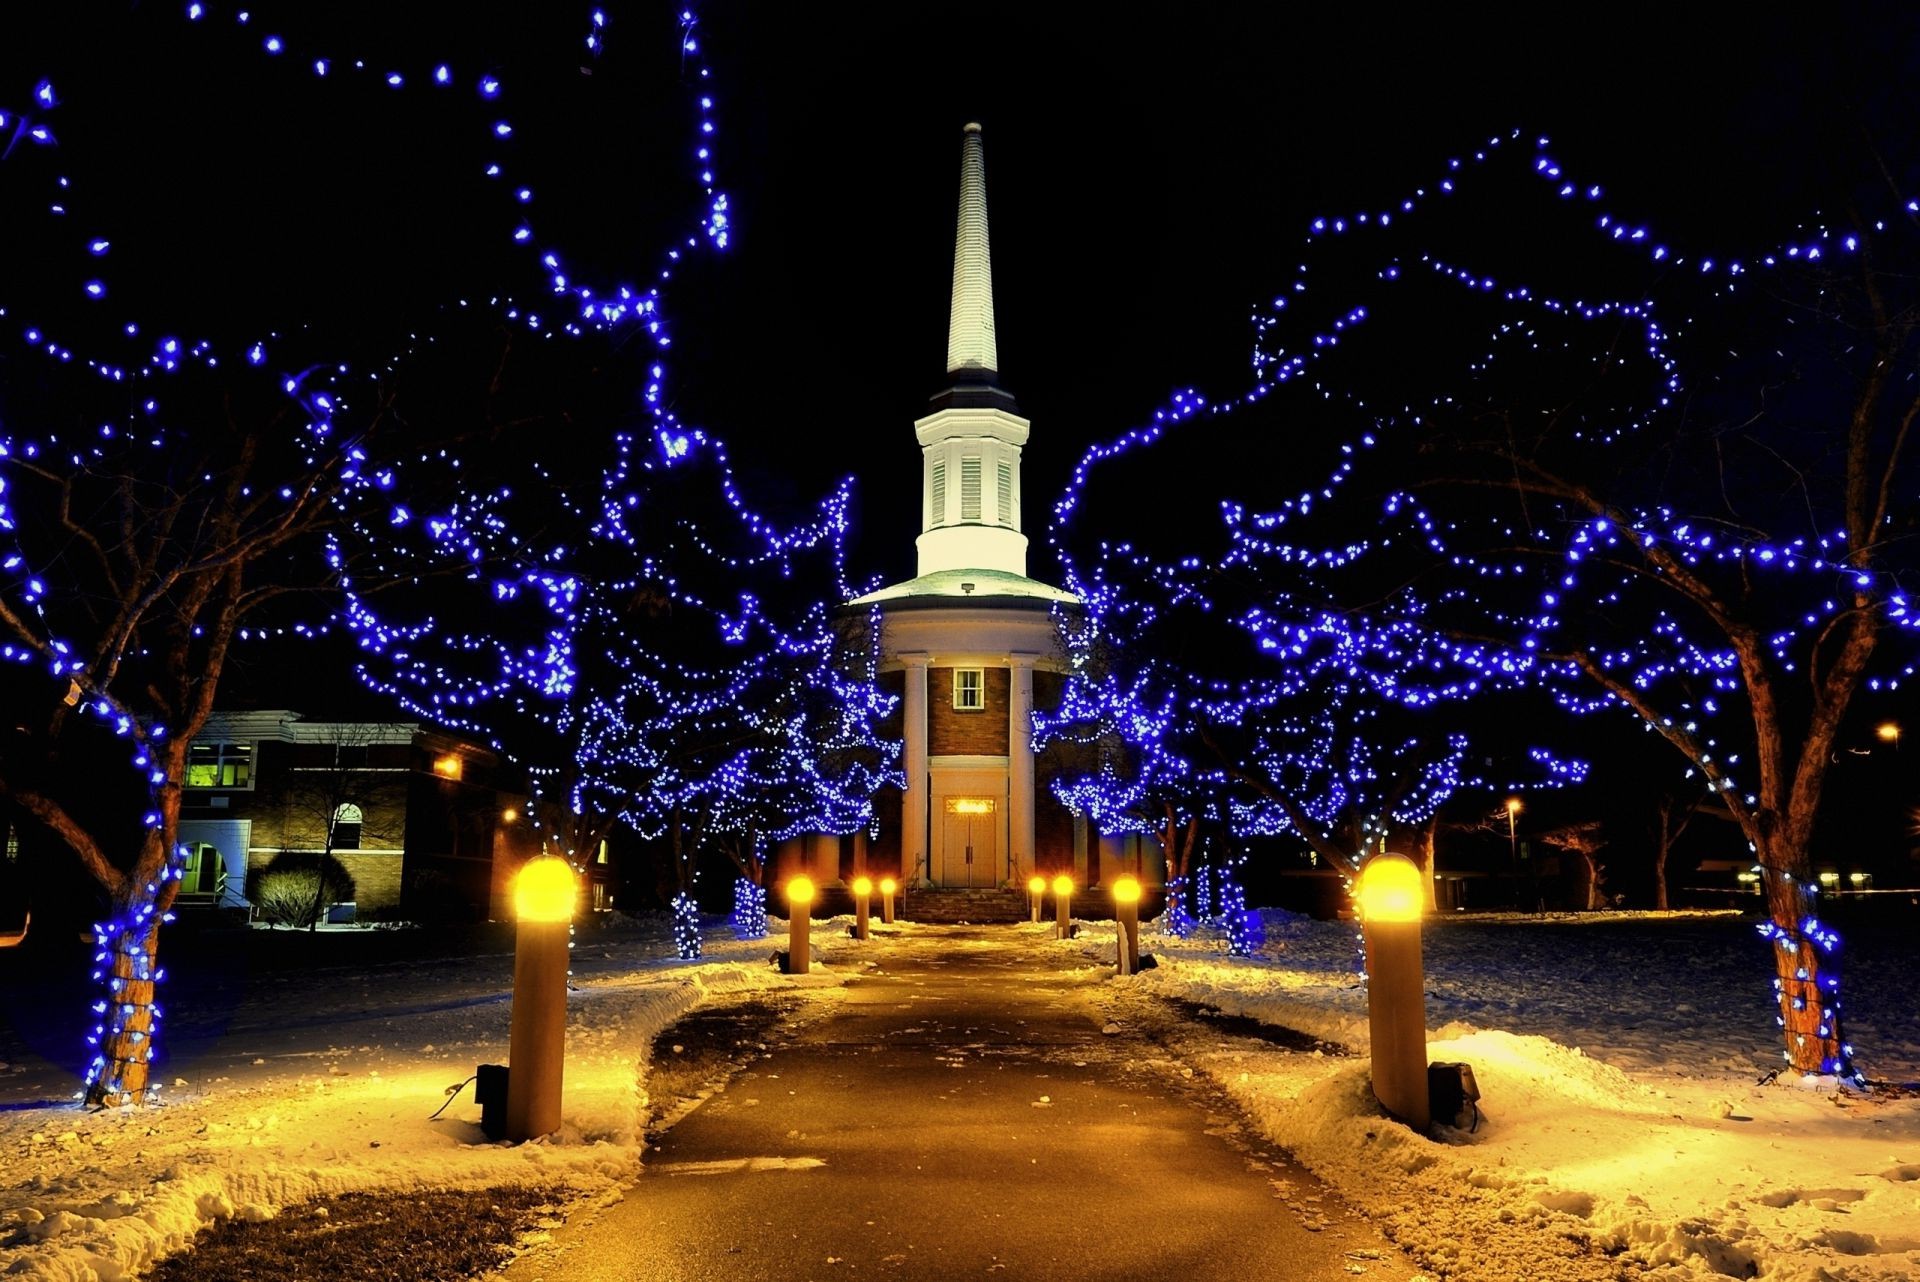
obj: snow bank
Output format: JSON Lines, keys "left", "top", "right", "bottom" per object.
{"left": 1083, "top": 912, "right": 1920, "bottom": 1281}
{"left": 0, "top": 920, "right": 841, "bottom": 1282}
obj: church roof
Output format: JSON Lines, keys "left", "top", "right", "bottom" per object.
{"left": 848, "top": 567, "right": 1078, "bottom": 608}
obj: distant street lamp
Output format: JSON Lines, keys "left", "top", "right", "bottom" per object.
{"left": 1027, "top": 874, "right": 1046, "bottom": 923}
{"left": 1354, "top": 852, "right": 1429, "bottom": 1131}
{"left": 879, "top": 876, "right": 897, "bottom": 924}
{"left": 1112, "top": 875, "right": 1142, "bottom": 976}
{"left": 506, "top": 854, "right": 577, "bottom": 1142}
{"left": 852, "top": 875, "right": 873, "bottom": 941}
{"left": 1504, "top": 797, "right": 1522, "bottom": 865}
{"left": 1051, "top": 874, "right": 1074, "bottom": 939}
{"left": 1878, "top": 721, "right": 1901, "bottom": 750}
{"left": 786, "top": 876, "right": 815, "bottom": 974}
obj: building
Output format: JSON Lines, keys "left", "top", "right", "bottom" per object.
{"left": 779, "top": 124, "right": 1164, "bottom": 894}
{"left": 174, "top": 710, "right": 611, "bottom": 922}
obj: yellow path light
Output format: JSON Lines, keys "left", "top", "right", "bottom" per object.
{"left": 1051, "top": 874, "right": 1073, "bottom": 897}
{"left": 1112, "top": 876, "right": 1142, "bottom": 976}
{"left": 1027, "top": 874, "right": 1046, "bottom": 922}
{"left": 879, "top": 876, "right": 897, "bottom": 924}
{"left": 1052, "top": 874, "right": 1074, "bottom": 938}
{"left": 513, "top": 854, "right": 579, "bottom": 923}
{"left": 1354, "top": 853, "right": 1423, "bottom": 923}
{"left": 506, "top": 854, "right": 577, "bottom": 1141}
{"left": 785, "top": 877, "right": 816, "bottom": 975}
{"left": 1355, "top": 852, "right": 1429, "bottom": 1131}
{"left": 852, "top": 875, "right": 873, "bottom": 941}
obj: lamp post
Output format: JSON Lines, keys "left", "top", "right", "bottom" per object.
{"left": 1878, "top": 721, "right": 1901, "bottom": 751}
{"left": 852, "top": 875, "right": 872, "bottom": 941}
{"left": 1355, "top": 853, "right": 1429, "bottom": 1131}
{"left": 879, "top": 876, "right": 897, "bottom": 924}
{"left": 1052, "top": 874, "right": 1074, "bottom": 939}
{"left": 506, "top": 854, "right": 577, "bottom": 1143}
{"left": 1112, "top": 875, "right": 1141, "bottom": 976}
{"left": 786, "top": 876, "right": 815, "bottom": 974}
{"left": 1027, "top": 875, "right": 1046, "bottom": 923}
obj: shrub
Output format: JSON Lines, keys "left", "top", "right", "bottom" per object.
{"left": 249, "top": 853, "right": 355, "bottom": 928}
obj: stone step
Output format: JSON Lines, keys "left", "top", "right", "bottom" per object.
{"left": 897, "top": 888, "right": 1031, "bottom": 923}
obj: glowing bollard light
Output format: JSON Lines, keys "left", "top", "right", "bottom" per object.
{"left": 1112, "top": 875, "right": 1142, "bottom": 976}
{"left": 879, "top": 877, "right": 897, "bottom": 925}
{"left": 1052, "top": 874, "right": 1074, "bottom": 939}
{"left": 507, "top": 854, "right": 577, "bottom": 1143}
{"left": 786, "top": 876, "right": 815, "bottom": 974}
{"left": 1028, "top": 875, "right": 1046, "bottom": 923}
{"left": 853, "top": 875, "right": 873, "bottom": 941}
{"left": 1356, "top": 853, "right": 1429, "bottom": 1131}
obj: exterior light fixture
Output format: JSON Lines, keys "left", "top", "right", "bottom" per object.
{"left": 1027, "top": 874, "right": 1046, "bottom": 922}
{"left": 1112, "top": 875, "right": 1142, "bottom": 975}
{"left": 852, "top": 875, "right": 873, "bottom": 940}
{"left": 786, "top": 876, "right": 815, "bottom": 974}
{"left": 1051, "top": 874, "right": 1073, "bottom": 938}
{"left": 1354, "top": 852, "right": 1429, "bottom": 1131}
{"left": 505, "top": 854, "right": 577, "bottom": 1141}
{"left": 879, "top": 876, "right": 897, "bottom": 924}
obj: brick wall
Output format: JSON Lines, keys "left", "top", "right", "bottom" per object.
{"left": 335, "top": 851, "right": 404, "bottom": 913}
{"left": 928, "top": 666, "right": 1010, "bottom": 756}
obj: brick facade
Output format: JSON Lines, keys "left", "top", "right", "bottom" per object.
{"left": 928, "top": 666, "right": 1011, "bottom": 756}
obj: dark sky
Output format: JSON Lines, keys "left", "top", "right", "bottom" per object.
{"left": 4, "top": 3, "right": 1918, "bottom": 589}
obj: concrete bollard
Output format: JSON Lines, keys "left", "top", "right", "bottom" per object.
{"left": 880, "top": 877, "right": 896, "bottom": 924}
{"left": 1028, "top": 875, "right": 1046, "bottom": 923}
{"left": 506, "top": 854, "right": 577, "bottom": 1143}
{"left": 853, "top": 876, "right": 872, "bottom": 941}
{"left": 1052, "top": 874, "right": 1074, "bottom": 939}
{"left": 787, "top": 876, "right": 815, "bottom": 975}
{"left": 1112, "top": 875, "right": 1141, "bottom": 976}
{"left": 1356, "top": 853, "right": 1429, "bottom": 1131}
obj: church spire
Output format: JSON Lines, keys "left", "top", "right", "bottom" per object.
{"left": 945, "top": 123, "right": 997, "bottom": 376}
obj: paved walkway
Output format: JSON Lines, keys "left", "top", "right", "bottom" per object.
{"left": 506, "top": 927, "right": 1416, "bottom": 1282}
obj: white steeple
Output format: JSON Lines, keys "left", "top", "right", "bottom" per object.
{"left": 946, "top": 123, "right": 997, "bottom": 375}
{"left": 914, "top": 123, "right": 1031, "bottom": 580}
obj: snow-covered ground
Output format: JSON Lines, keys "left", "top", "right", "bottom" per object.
{"left": 0, "top": 917, "right": 845, "bottom": 1282}
{"left": 7, "top": 909, "right": 1919, "bottom": 1282}
{"left": 1074, "top": 909, "right": 1920, "bottom": 1282}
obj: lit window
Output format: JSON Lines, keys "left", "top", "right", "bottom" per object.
{"left": 946, "top": 797, "right": 995, "bottom": 815}
{"left": 953, "top": 667, "right": 985, "bottom": 711}
{"left": 186, "top": 742, "right": 254, "bottom": 789}
{"left": 331, "top": 803, "right": 363, "bottom": 850}
{"left": 595, "top": 839, "right": 610, "bottom": 865}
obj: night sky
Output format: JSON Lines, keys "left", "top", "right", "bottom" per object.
{"left": 6, "top": 4, "right": 1918, "bottom": 590}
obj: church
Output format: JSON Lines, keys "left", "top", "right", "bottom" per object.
{"left": 775, "top": 124, "right": 1164, "bottom": 899}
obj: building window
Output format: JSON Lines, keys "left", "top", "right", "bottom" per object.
{"left": 960, "top": 457, "right": 982, "bottom": 521}
{"left": 331, "top": 803, "right": 364, "bottom": 850}
{"left": 591, "top": 882, "right": 613, "bottom": 912}
{"left": 595, "top": 839, "right": 610, "bottom": 865}
{"left": 953, "top": 667, "right": 985, "bottom": 711}
{"left": 186, "top": 742, "right": 254, "bottom": 789}
{"left": 997, "top": 460, "right": 1013, "bottom": 526}
{"left": 930, "top": 459, "right": 946, "bottom": 526}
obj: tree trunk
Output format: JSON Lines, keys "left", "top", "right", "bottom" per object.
{"left": 1758, "top": 836, "right": 1849, "bottom": 1077}
{"left": 1419, "top": 815, "right": 1440, "bottom": 913}
{"left": 1652, "top": 838, "right": 1670, "bottom": 912}
{"left": 84, "top": 912, "right": 165, "bottom": 1108}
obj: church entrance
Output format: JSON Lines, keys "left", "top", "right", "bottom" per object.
{"left": 937, "top": 797, "right": 1000, "bottom": 888}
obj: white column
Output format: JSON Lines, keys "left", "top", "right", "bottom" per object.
{"left": 902, "top": 655, "right": 930, "bottom": 886}
{"left": 1008, "top": 656, "right": 1036, "bottom": 885}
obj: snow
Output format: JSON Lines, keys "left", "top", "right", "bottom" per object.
{"left": 7, "top": 908, "right": 1919, "bottom": 1281}
{"left": 0, "top": 916, "right": 843, "bottom": 1282}
{"left": 1075, "top": 909, "right": 1920, "bottom": 1281}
